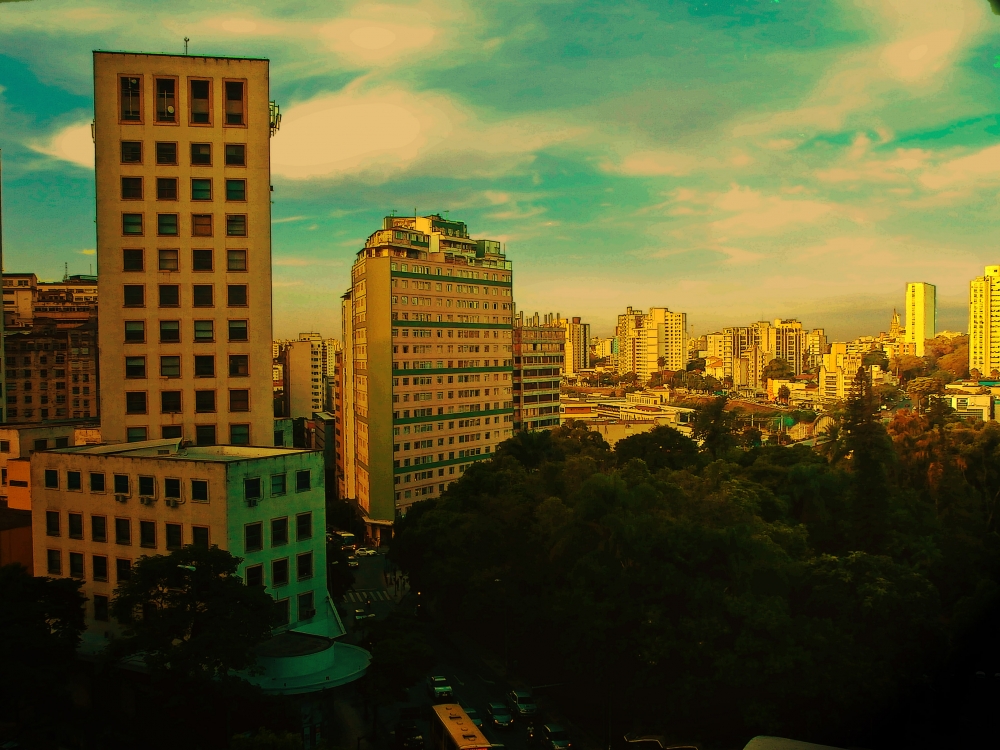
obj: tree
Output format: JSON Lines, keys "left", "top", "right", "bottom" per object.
{"left": 777, "top": 384, "right": 791, "bottom": 404}
{"left": 615, "top": 425, "right": 701, "bottom": 471}
{"left": 762, "top": 357, "right": 794, "bottom": 383}
{"left": 906, "top": 376, "right": 944, "bottom": 412}
{"left": 862, "top": 349, "right": 889, "bottom": 371}
{"left": 693, "top": 396, "right": 736, "bottom": 459}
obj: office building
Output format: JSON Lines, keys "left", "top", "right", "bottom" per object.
{"left": 639, "top": 307, "right": 688, "bottom": 380}
{"left": 513, "top": 311, "right": 564, "bottom": 431}
{"left": 339, "top": 215, "right": 514, "bottom": 541}
{"left": 3, "top": 273, "right": 98, "bottom": 330}
{"left": 93, "top": 51, "right": 275, "bottom": 445}
{"left": 905, "top": 282, "right": 936, "bottom": 357}
{"left": 275, "top": 334, "right": 341, "bottom": 418}
{"left": 970, "top": 266, "right": 1000, "bottom": 378}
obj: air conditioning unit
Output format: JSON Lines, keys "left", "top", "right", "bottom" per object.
{"left": 301, "top": 608, "right": 316, "bottom": 619}
{"left": 114, "top": 494, "right": 128, "bottom": 503}
{"left": 164, "top": 498, "right": 178, "bottom": 508}
{"left": 139, "top": 496, "right": 155, "bottom": 506}
{"left": 246, "top": 497, "right": 258, "bottom": 507}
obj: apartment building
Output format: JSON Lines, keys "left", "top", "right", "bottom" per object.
{"left": 93, "top": 51, "right": 275, "bottom": 445}
{"left": 615, "top": 306, "right": 645, "bottom": 375}
{"left": 969, "top": 266, "right": 1000, "bottom": 378}
{"left": 276, "top": 334, "right": 341, "bottom": 418}
{"left": 639, "top": 307, "right": 687, "bottom": 380}
{"left": 905, "top": 282, "right": 936, "bottom": 357}
{"left": 718, "top": 319, "right": 811, "bottom": 389}
{"left": 339, "top": 215, "right": 514, "bottom": 540}
{"left": 513, "top": 311, "right": 564, "bottom": 431}
{"left": 557, "top": 316, "right": 591, "bottom": 375}
{"left": 3, "top": 273, "right": 98, "bottom": 330}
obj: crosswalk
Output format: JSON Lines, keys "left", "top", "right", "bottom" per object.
{"left": 343, "top": 589, "right": 395, "bottom": 603}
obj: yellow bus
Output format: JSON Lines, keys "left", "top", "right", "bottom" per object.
{"left": 430, "top": 704, "right": 491, "bottom": 750}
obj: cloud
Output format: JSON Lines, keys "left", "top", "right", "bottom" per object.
{"left": 919, "top": 143, "right": 1000, "bottom": 190}
{"left": 78, "top": 248, "right": 95, "bottom": 255}
{"left": 272, "top": 215, "right": 310, "bottom": 224}
{"left": 29, "top": 121, "right": 93, "bottom": 168}
{"left": 602, "top": 150, "right": 699, "bottom": 177}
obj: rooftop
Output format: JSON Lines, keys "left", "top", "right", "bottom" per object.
{"left": 94, "top": 50, "right": 269, "bottom": 62}
{"left": 48, "top": 439, "right": 316, "bottom": 463}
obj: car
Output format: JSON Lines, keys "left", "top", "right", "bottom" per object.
{"left": 623, "top": 736, "right": 698, "bottom": 750}
{"left": 427, "top": 675, "right": 454, "bottom": 702}
{"left": 461, "top": 705, "right": 483, "bottom": 728}
{"left": 487, "top": 701, "right": 513, "bottom": 729}
{"left": 393, "top": 720, "right": 423, "bottom": 750}
{"left": 347, "top": 556, "right": 359, "bottom": 568}
{"left": 356, "top": 547, "right": 378, "bottom": 556}
{"left": 507, "top": 689, "right": 537, "bottom": 718}
{"left": 354, "top": 608, "right": 375, "bottom": 622}
{"left": 541, "top": 724, "right": 571, "bottom": 750}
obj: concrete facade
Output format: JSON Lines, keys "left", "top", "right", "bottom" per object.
{"left": 513, "top": 312, "right": 563, "bottom": 431}
{"left": 904, "top": 282, "right": 936, "bottom": 357}
{"left": 969, "top": 266, "right": 1000, "bottom": 377}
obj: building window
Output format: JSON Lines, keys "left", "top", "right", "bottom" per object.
{"left": 272, "top": 559, "right": 289, "bottom": 587}
{"left": 126, "top": 427, "right": 148, "bottom": 443}
{"left": 226, "top": 214, "right": 247, "bottom": 237}
{"left": 162, "top": 426, "right": 183, "bottom": 439}
{"left": 158, "top": 248, "right": 179, "bottom": 271}
{"left": 165, "top": 478, "right": 181, "bottom": 499}
{"left": 121, "top": 177, "right": 143, "bottom": 200}
{"left": 122, "top": 214, "right": 143, "bottom": 235}
{"left": 160, "top": 355, "right": 181, "bottom": 378}
{"left": 161, "top": 391, "right": 182, "bottom": 413}
{"left": 155, "top": 77, "right": 176, "bottom": 122}
{"left": 125, "top": 391, "right": 147, "bottom": 414}
{"left": 225, "top": 179, "right": 246, "bottom": 201}
{"left": 93, "top": 555, "right": 108, "bottom": 582}
{"left": 114, "top": 474, "right": 129, "bottom": 495}
{"left": 44, "top": 470, "right": 59, "bottom": 489}
{"left": 298, "top": 591, "right": 315, "bottom": 619}
{"left": 166, "top": 523, "right": 182, "bottom": 550}
{"left": 245, "top": 564, "right": 263, "bottom": 587}
{"left": 156, "top": 142, "right": 177, "bottom": 164}
{"left": 271, "top": 516, "right": 288, "bottom": 544}
{"left": 194, "top": 356, "right": 215, "bottom": 377}
{"left": 191, "top": 479, "right": 209, "bottom": 503}
{"left": 90, "top": 473, "right": 106, "bottom": 493}
{"left": 116, "top": 558, "right": 132, "bottom": 582}
{"left": 159, "top": 321, "right": 180, "bottom": 343}
{"left": 296, "top": 470, "right": 311, "bottom": 492}
{"left": 191, "top": 178, "right": 212, "bottom": 201}
{"left": 123, "top": 285, "right": 144, "bottom": 307}
{"left": 193, "top": 285, "right": 214, "bottom": 307}
{"left": 225, "top": 144, "right": 245, "bottom": 165}
{"left": 224, "top": 80, "right": 245, "bottom": 125}
{"left": 229, "top": 389, "right": 250, "bottom": 412}
{"left": 125, "top": 320, "right": 145, "bottom": 343}
{"left": 227, "top": 285, "right": 248, "bottom": 307}
{"left": 194, "top": 390, "right": 216, "bottom": 413}
{"left": 191, "top": 142, "right": 211, "bottom": 164}
{"left": 69, "top": 552, "right": 84, "bottom": 579}
{"left": 194, "top": 320, "right": 215, "bottom": 342}
{"left": 68, "top": 473, "right": 83, "bottom": 492}
{"left": 190, "top": 80, "right": 211, "bottom": 124}
{"left": 228, "top": 320, "right": 248, "bottom": 342}
{"left": 120, "top": 75, "right": 141, "bottom": 121}
{"left": 159, "top": 284, "right": 180, "bottom": 307}
{"left": 296, "top": 552, "right": 313, "bottom": 580}
{"left": 192, "top": 526, "right": 210, "bottom": 548}
{"left": 45, "top": 509, "right": 60, "bottom": 534}
{"left": 157, "top": 177, "right": 178, "bottom": 200}
{"left": 192, "top": 214, "right": 213, "bottom": 237}
{"left": 125, "top": 356, "right": 146, "bottom": 378}
{"left": 94, "top": 594, "right": 109, "bottom": 622}
{"left": 115, "top": 518, "right": 131, "bottom": 545}
{"left": 67, "top": 513, "right": 83, "bottom": 539}
{"left": 296, "top": 511, "right": 312, "bottom": 540}
{"left": 229, "top": 355, "right": 249, "bottom": 376}
{"left": 195, "top": 425, "right": 216, "bottom": 446}
{"left": 157, "top": 213, "right": 179, "bottom": 236}
{"left": 92, "top": 515, "right": 107, "bottom": 542}
{"left": 121, "top": 140, "right": 142, "bottom": 163}
{"left": 227, "top": 249, "right": 247, "bottom": 271}
{"left": 139, "top": 476, "right": 155, "bottom": 496}
{"left": 139, "top": 521, "right": 156, "bottom": 549}
{"left": 269, "top": 473, "right": 288, "bottom": 498}
{"left": 46, "top": 549, "right": 61, "bottom": 575}
{"left": 230, "top": 424, "right": 250, "bottom": 445}
{"left": 245, "top": 522, "right": 263, "bottom": 552}
{"left": 192, "top": 249, "right": 213, "bottom": 271}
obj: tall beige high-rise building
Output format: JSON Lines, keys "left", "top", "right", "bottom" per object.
{"left": 639, "top": 307, "right": 687, "bottom": 380}
{"left": 340, "top": 215, "right": 514, "bottom": 542}
{"left": 557, "top": 316, "right": 591, "bottom": 375}
{"left": 615, "top": 306, "right": 645, "bottom": 376}
{"left": 904, "top": 282, "right": 936, "bottom": 357}
{"left": 93, "top": 52, "right": 275, "bottom": 445}
{"left": 969, "top": 266, "right": 1000, "bottom": 377}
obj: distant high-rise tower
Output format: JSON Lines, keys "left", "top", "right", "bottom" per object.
{"left": 904, "top": 282, "right": 936, "bottom": 357}
{"left": 969, "top": 266, "right": 1000, "bottom": 378}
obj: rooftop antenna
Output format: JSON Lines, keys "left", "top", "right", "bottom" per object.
{"left": 63, "top": 262, "right": 69, "bottom": 282}
{"left": 390, "top": 209, "right": 396, "bottom": 217}
{"left": 184, "top": 37, "right": 190, "bottom": 55}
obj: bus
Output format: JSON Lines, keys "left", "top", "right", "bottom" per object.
{"left": 331, "top": 531, "right": 357, "bottom": 550}
{"left": 430, "top": 705, "right": 491, "bottom": 750}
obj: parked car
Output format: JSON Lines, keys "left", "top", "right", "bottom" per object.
{"left": 347, "top": 556, "right": 359, "bottom": 568}
{"left": 507, "top": 690, "right": 537, "bottom": 718}
{"left": 540, "top": 724, "right": 571, "bottom": 750}
{"left": 354, "top": 608, "right": 375, "bottom": 622}
{"left": 393, "top": 720, "right": 423, "bottom": 750}
{"left": 487, "top": 701, "right": 513, "bottom": 729}
{"left": 356, "top": 547, "right": 377, "bottom": 556}
{"left": 427, "top": 675, "right": 454, "bottom": 702}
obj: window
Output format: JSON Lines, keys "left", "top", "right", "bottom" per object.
{"left": 229, "top": 355, "right": 249, "bottom": 376}
{"left": 125, "top": 391, "right": 147, "bottom": 414}
{"left": 195, "top": 425, "right": 216, "bottom": 446}
{"left": 245, "top": 564, "right": 263, "bottom": 587}
{"left": 194, "top": 320, "right": 215, "bottom": 342}
{"left": 227, "top": 285, "right": 248, "bottom": 306}
{"left": 195, "top": 390, "right": 216, "bottom": 413}
{"left": 157, "top": 177, "right": 178, "bottom": 200}
{"left": 192, "top": 526, "right": 210, "bottom": 548}
{"left": 121, "top": 141, "right": 142, "bottom": 163}
{"left": 194, "top": 356, "right": 215, "bottom": 377}
{"left": 94, "top": 594, "right": 109, "bottom": 622}
{"left": 121, "top": 177, "right": 143, "bottom": 199}
{"left": 276, "top": 598, "right": 290, "bottom": 625}
{"left": 121, "top": 250, "right": 144, "bottom": 272}
{"left": 226, "top": 179, "right": 246, "bottom": 201}
{"left": 228, "top": 320, "right": 248, "bottom": 341}
{"left": 161, "top": 391, "right": 181, "bottom": 413}
{"left": 155, "top": 142, "right": 177, "bottom": 164}
{"left": 190, "top": 80, "right": 211, "bottom": 124}
{"left": 225, "top": 143, "right": 245, "bottom": 165}
{"left": 272, "top": 558, "right": 289, "bottom": 587}
{"left": 138, "top": 476, "right": 154, "bottom": 496}
{"left": 229, "top": 389, "right": 250, "bottom": 412}
{"left": 68, "top": 472, "right": 83, "bottom": 492}
{"left": 123, "top": 285, "right": 145, "bottom": 307}
{"left": 158, "top": 213, "right": 179, "bottom": 236}
{"left": 120, "top": 75, "right": 141, "bottom": 121}
{"left": 93, "top": 555, "right": 108, "bottom": 582}
{"left": 45, "top": 471, "right": 59, "bottom": 489}
{"left": 159, "top": 284, "right": 180, "bottom": 307}
{"left": 46, "top": 509, "right": 60, "bottom": 535}
{"left": 191, "top": 142, "right": 211, "bottom": 164}
{"left": 166, "top": 523, "right": 182, "bottom": 550}
{"left": 92, "top": 515, "right": 108, "bottom": 542}
{"left": 56, "top": 437, "right": 69, "bottom": 449}
{"left": 114, "top": 474, "right": 129, "bottom": 494}
{"left": 245, "top": 522, "right": 263, "bottom": 552}
{"left": 160, "top": 356, "right": 181, "bottom": 378}
{"left": 296, "top": 512, "right": 312, "bottom": 540}
{"left": 296, "top": 552, "right": 313, "bottom": 580}
{"left": 159, "top": 321, "right": 180, "bottom": 343}
{"left": 191, "top": 178, "right": 212, "bottom": 201}
{"left": 191, "top": 479, "right": 209, "bottom": 502}
{"left": 192, "top": 249, "right": 213, "bottom": 271}
{"left": 122, "top": 214, "right": 143, "bottom": 235}
{"left": 165, "top": 478, "right": 181, "bottom": 499}
{"left": 127, "top": 427, "right": 148, "bottom": 443}
{"left": 115, "top": 518, "right": 131, "bottom": 545}
{"left": 298, "top": 591, "right": 315, "bottom": 618}
{"left": 47, "top": 549, "right": 61, "bottom": 575}
{"left": 68, "top": 513, "right": 83, "bottom": 540}
{"left": 274, "top": 431, "right": 284, "bottom": 447}
{"left": 125, "top": 356, "right": 146, "bottom": 378}
{"left": 155, "top": 77, "right": 176, "bottom": 122}
{"left": 140, "top": 521, "right": 156, "bottom": 549}
{"left": 69, "top": 552, "right": 84, "bottom": 579}
{"left": 193, "top": 285, "right": 214, "bottom": 306}
{"left": 227, "top": 249, "right": 247, "bottom": 271}
{"left": 244, "top": 477, "right": 262, "bottom": 502}
{"left": 125, "top": 320, "right": 145, "bottom": 342}
{"left": 230, "top": 424, "right": 250, "bottom": 444}
{"left": 296, "top": 470, "right": 311, "bottom": 492}
{"left": 162, "top": 426, "right": 182, "bottom": 439}
{"left": 116, "top": 558, "right": 132, "bottom": 581}
{"left": 158, "top": 248, "right": 179, "bottom": 270}
{"left": 0, "top": 441, "right": 8, "bottom": 453}
{"left": 224, "top": 81, "right": 245, "bottom": 125}
{"left": 192, "top": 214, "right": 213, "bottom": 237}
{"left": 271, "top": 516, "right": 288, "bottom": 544}
{"left": 90, "top": 473, "right": 106, "bottom": 493}
{"left": 226, "top": 214, "right": 247, "bottom": 237}
{"left": 271, "top": 473, "right": 287, "bottom": 496}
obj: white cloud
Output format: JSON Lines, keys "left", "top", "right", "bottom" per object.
{"left": 29, "top": 121, "right": 93, "bottom": 168}
{"left": 272, "top": 215, "right": 311, "bottom": 224}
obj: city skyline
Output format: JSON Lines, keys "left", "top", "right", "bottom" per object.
{"left": 1, "top": 1, "right": 998, "bottom": 340}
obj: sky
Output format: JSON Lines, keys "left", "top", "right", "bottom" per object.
{"left": 1, "top": 0, "right": 999, "bottom": 340}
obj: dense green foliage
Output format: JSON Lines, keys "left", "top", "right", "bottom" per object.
{"left": 391, "top": 382, "right": 1000, "bottom": 746}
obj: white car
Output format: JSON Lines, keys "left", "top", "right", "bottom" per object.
{"left": 356, "top": 547, "right": 378, "bottom": 557}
